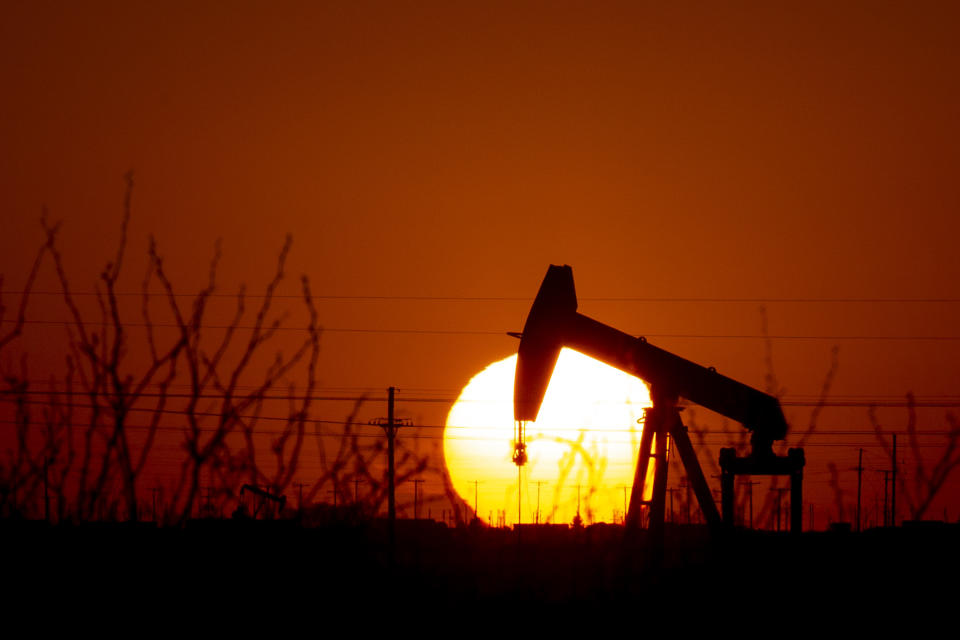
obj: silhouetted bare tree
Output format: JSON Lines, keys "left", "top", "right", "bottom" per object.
{"left": 2, "top": 177, "right": 436, "bottom": 525}
{"left": 0, "top": 232, "right": 49, "bottom": 517}
{"left": 870, "top": 393, "right": 960, "bottom": 522}
{"left": 36, "top": 175, "right": 187, "bottom": 521}
{"left": 145, "top": 231, "right": 322, "bottom": 522}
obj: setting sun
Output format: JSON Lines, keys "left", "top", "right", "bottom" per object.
{"left": 444, "top": 348, "right": 652, "bottom": 527}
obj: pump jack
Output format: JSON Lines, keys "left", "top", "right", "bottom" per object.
{"left": 234, "top": 484, "right": 287, "bottom": 519}
{"left": 512, "top": 265, "right": 804, "bottom": 540}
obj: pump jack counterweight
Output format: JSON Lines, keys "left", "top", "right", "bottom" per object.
{"left": 513, "top": 265, "right": 805, "bottom": 544}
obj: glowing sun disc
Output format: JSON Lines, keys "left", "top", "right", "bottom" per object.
{"left": 444, "top": 348, "right": 652, "bottom": 526}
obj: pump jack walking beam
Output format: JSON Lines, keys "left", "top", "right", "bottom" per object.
{"left": 513, "top": 265, "right": 802, "bottom": 537}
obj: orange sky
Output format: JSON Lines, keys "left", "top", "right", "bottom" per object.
{"left": 2, "top": 2, "right": 959, "bottom": 525}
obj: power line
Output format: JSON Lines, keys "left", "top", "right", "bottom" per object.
{"left": 6, "top": 318, "right": 960, "bottom": 341}
{"left": 0, "top": 390, "right": 456, "bottom": 403}
{"left": 11, "top": 381, "right": 960, "bottom": 405}
{"left": 0, "top": 414, "right": 953, "bottom": 449}
{"left": 8, "top": 290, "right": 960, "bottom": 304}
{"left": 782, "top": 400, "right": 960, "bottom": 408}
{"left": 1, "top": 318, "right": 503, "bottom": 335}
{"left": 3, "top": 399, "right": 960, "bottom": 436}
{"left": 6, "top": 392, "right": 960, "bottom": 435}
{"left": 0, "top": 398, "right": 649, "bottom": 434}
{"left": 5, "top": 387, "right": 960, "bottom": 409}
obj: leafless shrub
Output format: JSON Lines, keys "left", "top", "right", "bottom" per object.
{"left": 1, "top": 178, "right": 449, "bottom": 526}
{"left": 870, "top": 393, "right": 960, "bottom": 522}
{"left": 0, "top": 215, "right": 51, "bottom": 517}
{"left": 33, "top": 175, "right": 186, "bottom": 521}
{"left": 2, "top": 177, "right": 338, "bottom": 523}
{"left": 148, "top": 230, "right": 322, "bottom": 522}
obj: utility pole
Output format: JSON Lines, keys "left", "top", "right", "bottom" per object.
{"left": 471, "top": 480, "right": 480, "bottom": 522}
{"left": 370, "top": 387, "right": 411, "bottom": 553}
{"left": 882, "top": 470, "right": 891, "bottom": 527}
{"left": 151, "top": 487, "right": 160, "bottom": 523}
{"left": 518, "top": 467, "right": 522, "bottom": 534}
{"left": 535, "top": 481, "right": 545, "bottom": 525}
{"left": 666, "top": 487, "right": 679, "bottom": 524}
{"left": 574, "top": 483, "right": 582, "bottom": 526}
{"left": 413, "top": 479, "right": 424, "bottom": 520}
{"left": 772, "top": 487, "right": 790, "bottom": 531}
{"left": 891, "top": 434, "right": 897, "bottom": 527}
{"left": 854, "top": 448, "right": 864, "bottom": 532}
{"left": 354, "top": 478, "right": 361, "bottom": 504}
{"left": 202, "top": 486, "right": 213, "bottom": 517}
{"left": 386, "top": 386, "right": 395, "bottom": 524}
{"left": 43, "top": 456, "right": 50, "bottom": 524}
{"left": 740, "top": 480, "right": 759, "bottom": 529}
{"left": 621, "top": 485, "right": 628, "bottom": 525}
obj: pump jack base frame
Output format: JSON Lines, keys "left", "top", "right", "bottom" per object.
{"left": 625, "top": 399, "right": 806, "bottom": 540}
{"left": 720, "top": 446, "right": 805, "bottom": 533}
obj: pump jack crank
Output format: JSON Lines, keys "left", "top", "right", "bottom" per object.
{"left": 512, "top": 265, "right": 804, "bottom": 538}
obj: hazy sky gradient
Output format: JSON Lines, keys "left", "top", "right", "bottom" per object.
{"left": 3, "top": 1, "right": 959, "bottom": 520}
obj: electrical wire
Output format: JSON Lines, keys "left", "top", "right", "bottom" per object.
{"left": 7, "top": 291, "right": 960, "bottom": 303}
{"left": 6, "top": 317, "right": 960, "bottom": 340}
{"left": 4, "top": 388, "right": 960, "bottom": 408}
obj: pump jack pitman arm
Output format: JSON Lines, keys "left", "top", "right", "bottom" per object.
{"left": 513, "top": 265, "right": 794, "bottom": 534}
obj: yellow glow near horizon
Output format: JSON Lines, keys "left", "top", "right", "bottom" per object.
{"left": 444, "top": 348, "right": 652, "bottom": 527}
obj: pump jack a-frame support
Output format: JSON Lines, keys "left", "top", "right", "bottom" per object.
{"left": 628, "top": 390, "right": 722, "bottom": 538}
{"left": 513, "top": 265, "right": 804, "bottom": 539}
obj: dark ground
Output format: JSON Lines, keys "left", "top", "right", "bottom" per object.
{"left": 4, "top": 518, "right": 957, "bottom": 622}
